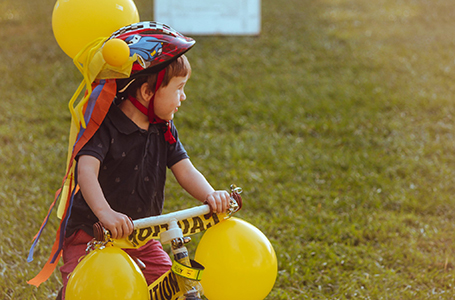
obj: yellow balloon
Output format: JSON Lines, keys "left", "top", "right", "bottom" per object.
{"left": 66, "top": 246, "right": 150, "bottom": 300}
{"left": 195, "top": 217, "right": 277, "bottom": 300}
{"left": 52, "top": 0, "right": 139, "bottom": 60}
{"left": 103, "top": 38, "right": 130, "bottom": 66}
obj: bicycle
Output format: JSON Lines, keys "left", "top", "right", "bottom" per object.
{"left": 65, "top": 185, "right": 243, "bottom": 300}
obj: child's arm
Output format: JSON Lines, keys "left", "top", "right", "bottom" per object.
{"left": 77, "top": 155, "right": 134, "bottom": 239}
{"left": 171, "top": 158, "right": 231, "bottom": 213}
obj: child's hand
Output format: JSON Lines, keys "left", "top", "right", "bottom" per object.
{"left": 205, "top": 191, "right": 231, "bottom": 214}
{"left": 97, "top": 209, "right": 134, "bottom": 239}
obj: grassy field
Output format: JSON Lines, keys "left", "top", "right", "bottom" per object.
{"left": 2, "top": 0, "right": 455, "bottom": 299}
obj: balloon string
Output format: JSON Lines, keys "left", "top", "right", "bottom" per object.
{"left": 69, "top": 37, "right": 107, "bottom": 129}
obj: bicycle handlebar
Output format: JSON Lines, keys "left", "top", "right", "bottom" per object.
{"left": 93, "top": 185, "right": 243, "bottom": 244}
{"left": 133, "top": 204, "right": 211, "bottom": 229}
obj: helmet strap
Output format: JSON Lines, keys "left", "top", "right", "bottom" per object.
{"left": 147, "top": 69, "right": 166, "bottom": 124}
{"left": 127, "top": 69, "right": 166, "bottom": 123}
{"left": 127, "top": 69, "right": 176, "bottom": 144}
{"left": 127, "top": 95, "right": 148, "bottom": 115}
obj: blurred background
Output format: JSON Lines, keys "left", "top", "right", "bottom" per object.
{"left": 2, "top": 0, "right": 455, "bottom": 298}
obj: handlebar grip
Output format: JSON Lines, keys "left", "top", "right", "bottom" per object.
{"left": 231, "top": 189, "right": 243, "bottom": 210}
{"left": 93, "top": 222, "right": 107, "bottom": 242}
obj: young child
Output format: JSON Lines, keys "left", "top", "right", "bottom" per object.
{"left": 56, "top": 22, "right": 232, "bottom": 299}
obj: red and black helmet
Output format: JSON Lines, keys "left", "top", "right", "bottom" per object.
{"left": 110, "top": 21, "right": 195, "bottom": 91}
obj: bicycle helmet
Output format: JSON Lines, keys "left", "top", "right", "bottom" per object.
{"left": 111, "top": 21, "right": 196, "bottom": 92}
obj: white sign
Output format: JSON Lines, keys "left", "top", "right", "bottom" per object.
{"left": 154, "top": 0, "right": 261, "bottom": 35}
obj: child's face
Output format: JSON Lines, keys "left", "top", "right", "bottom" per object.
{"left": 154, "top": 74, "right": 189, "bottom": 121}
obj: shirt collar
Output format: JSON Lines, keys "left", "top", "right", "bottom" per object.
{"left": 107, "top": 102, "right": 143, "bottom": 135}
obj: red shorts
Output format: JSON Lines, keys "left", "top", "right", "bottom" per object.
{"left": 59, "top": 230, "right": 172, "bottom": 299}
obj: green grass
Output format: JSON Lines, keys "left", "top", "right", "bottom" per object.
{"left": 2, "top": 0, "right": 455, "bottom": 298}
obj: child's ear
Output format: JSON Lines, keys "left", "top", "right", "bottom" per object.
{"left": 139, "top": 82, "right": 154, "bottom": 102}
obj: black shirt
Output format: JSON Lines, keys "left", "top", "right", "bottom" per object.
{"left": 66, "top": 103, "right": 189, "bottom": 237}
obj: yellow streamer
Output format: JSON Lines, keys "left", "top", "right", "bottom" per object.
{"left": 71, "top": 37, "right": 107, "bottom": 129}
{"left": 56, "top": 38, "right": 137, "bottom": 218}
